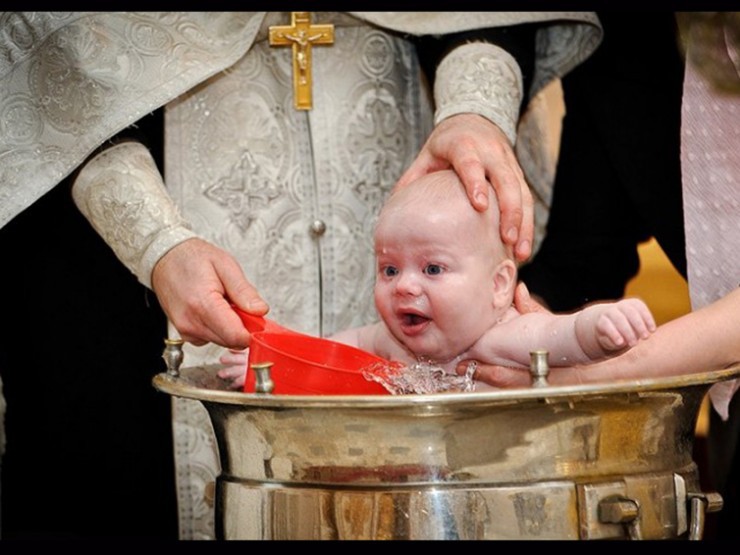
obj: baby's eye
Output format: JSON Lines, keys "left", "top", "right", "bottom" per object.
{"left": 382, "top": 266, "right": 399, "bottom": 277}
{"left": 424, "top": 264, "right": 443, "bottom": 276}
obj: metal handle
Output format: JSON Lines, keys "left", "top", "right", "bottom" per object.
{"left": 598, "top": 495, "right": 643, "bottom": 540}
{"left": 687, "top": 491, "right": 723, "bottom": 540}
{"left": 162, "top": 338, "right": 184, "bottom": 377}
{"left": 251, "top": 361, "right": 275, "bottom": 394}
{"left": 529, "top": 349, "right": 550, "bottom": 387}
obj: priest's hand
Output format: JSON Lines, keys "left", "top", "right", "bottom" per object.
{"left": 151, "top": 238, "right": 269, "bottom": 349}
{"left": 395, "top": 113, "right": 534, "bottom": 261}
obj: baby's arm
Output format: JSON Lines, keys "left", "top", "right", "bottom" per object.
{"left": 469, "top": 298, "right": 656, "bottom": 367}
{"left": 217, "top": 348, "right": 249, "bottom": 389}
{"left": 574, "top": 298, "right": 656, "bottom": 358}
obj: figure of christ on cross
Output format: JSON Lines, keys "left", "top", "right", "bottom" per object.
{"left": 269, "top": 12, "right": 335, "bottom": 110}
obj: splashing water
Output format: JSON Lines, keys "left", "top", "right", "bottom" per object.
{"left": 362, "top": 360, "right": 477, "bottom": 395}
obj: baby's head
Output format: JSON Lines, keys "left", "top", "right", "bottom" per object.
{"left": 373, "top": 170, "right": 517, "bottom": 364}
{"left": 378, "top": 170, "right": 513, "bottom": 259}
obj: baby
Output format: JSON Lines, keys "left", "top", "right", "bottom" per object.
{"left": 221, "top": 169, "right": 655, "bottom": 391}
{"left": 330, "top": 169, "right": 656, "bottom": 381}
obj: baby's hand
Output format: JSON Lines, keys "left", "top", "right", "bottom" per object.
{"left": 217, "top": 348, "right": 249, "bottom": 390}
{"left": 595, "top": 298, "right": 656, "bottom": 351}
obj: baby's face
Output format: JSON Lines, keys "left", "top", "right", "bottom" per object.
{"left": 374, "top": 200, "right": 500, "bottom": 364}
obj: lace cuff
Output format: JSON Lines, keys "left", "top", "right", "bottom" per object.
{"left": 434, "top": 42, "right": 523, "bottom": 145}
{"left": 72, "top": 141, "right": 197, "bottom": 289}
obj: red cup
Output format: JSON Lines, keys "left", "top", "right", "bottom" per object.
{"left": 234, "top": 308, "right": 393, "bottom": 395}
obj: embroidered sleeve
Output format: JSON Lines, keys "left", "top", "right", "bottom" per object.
{"left": 434, "top": 41, "right": 523, "bottom": 145}
{"left": 71, "top": 141, "right": 197, "bottom": 289}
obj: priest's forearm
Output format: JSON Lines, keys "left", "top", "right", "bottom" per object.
{"left": 433, "top": 42, "right": 524, "bottom": 146}
{"left": 422, "top": 22, "right": 537, "bottom": 146}
{"left": 71, "top": 141, "right": 197, "bottom": 289}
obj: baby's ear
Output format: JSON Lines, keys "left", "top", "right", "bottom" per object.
{"left": 491, "top": 259, "right": 517, "bottom": 309}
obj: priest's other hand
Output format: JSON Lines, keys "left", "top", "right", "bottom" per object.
{"left": 395, "top": 113, "right": 534, "bottom": 262}
{"left": 151, "top": 238, "right": 269, "bottom": 348}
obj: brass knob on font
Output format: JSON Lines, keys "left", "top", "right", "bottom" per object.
{"left": 163, "top": 338, "right": 185, "bottom": 377}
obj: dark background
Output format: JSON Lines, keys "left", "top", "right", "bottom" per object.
{"left": 0, "top": 110, "right": 178, "bottom": 539}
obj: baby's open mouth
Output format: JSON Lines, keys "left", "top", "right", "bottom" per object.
{"left": 402, "top": 313, "right": 430, "bottom": 327}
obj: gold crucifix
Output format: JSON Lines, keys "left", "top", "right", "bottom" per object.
{"left": 269, "top": 12, "right": 335, "bottom": 110}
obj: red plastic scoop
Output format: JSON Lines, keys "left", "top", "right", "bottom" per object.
{"left": 234, "top": 308, "right": 394, "bottom": 395}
